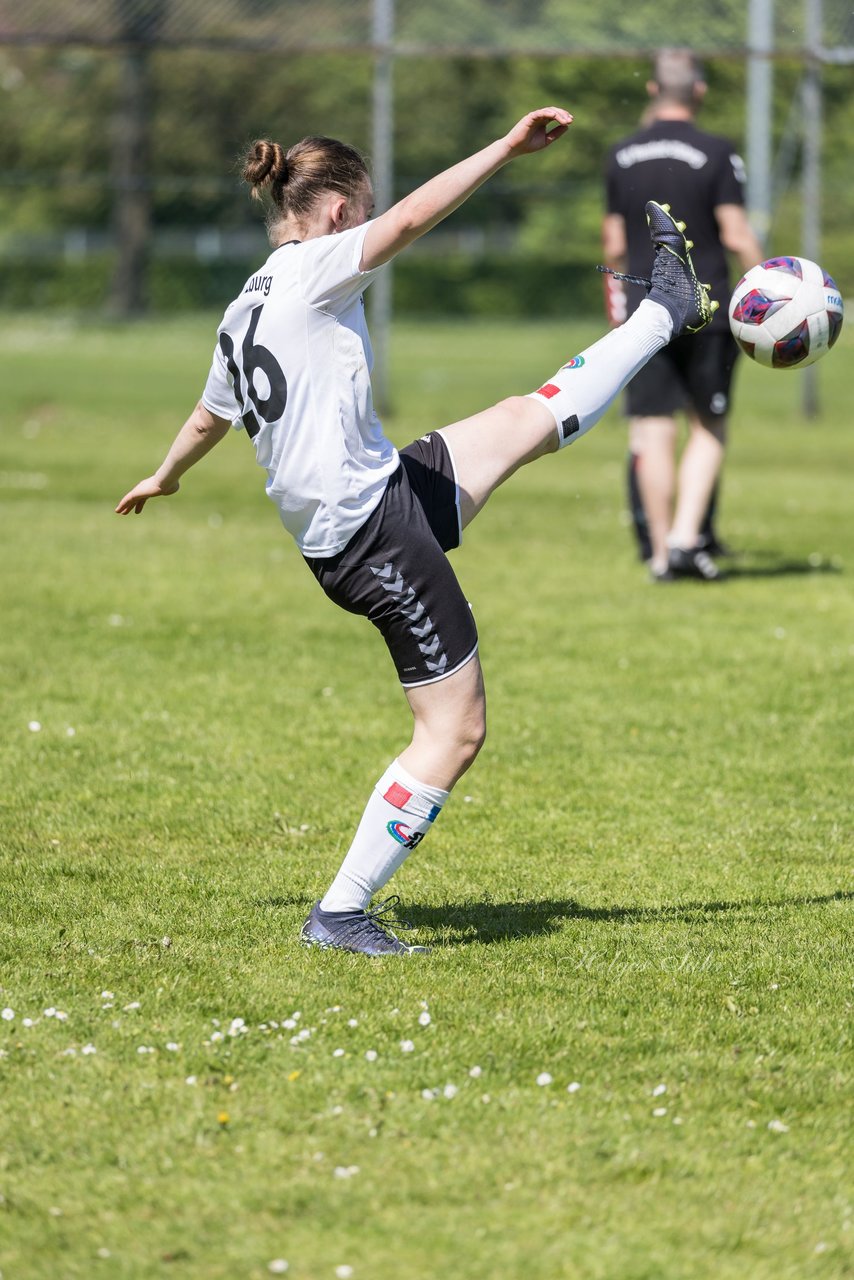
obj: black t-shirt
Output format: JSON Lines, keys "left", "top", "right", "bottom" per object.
{"left": 605, "top": 119, "right": 746, "bottom": 329}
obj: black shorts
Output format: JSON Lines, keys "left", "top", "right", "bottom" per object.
{"left": 625, "top": 328, "right": 739, "bottom": 420}
{"left": 303, "top": 432, "right": 478, "bottom": 688}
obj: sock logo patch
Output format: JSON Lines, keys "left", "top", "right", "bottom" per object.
{"left": 561, "top": 355, "right": 585, "bottom": 369}
{"left": 535, "top": 382, "right": 561, "bottom": 399}
{"left": 383, "top": 781, "right": 413, "bottom": 809}
{"left": 561, "top": 414, "right": 580, "bottom": 440}
{"left": 386, "top": 820, "right": 424, "bottom": 850}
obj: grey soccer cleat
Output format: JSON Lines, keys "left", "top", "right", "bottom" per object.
{"left": 300, "top": 896, "right": 430, "bottom": 956}
{"left": 645, "top": 200, "right": 719, "bottom": 336}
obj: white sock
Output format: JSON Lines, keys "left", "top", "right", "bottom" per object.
{"left": 319, "top": 760, "right": 450, "bottom": 913}
{"left": 528, "top": 300, "right": 673, "bottom": 448}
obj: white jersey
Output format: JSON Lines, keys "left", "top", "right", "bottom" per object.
{"left": 201, "top": 223, "right": 398, "bottom": 558}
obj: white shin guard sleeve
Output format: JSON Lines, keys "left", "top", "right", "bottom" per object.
{"left": 319, "top": 760, "right": 450, "bottom": 913}
{"left": 527, "top": 300, "right": 674, "bottom": 449}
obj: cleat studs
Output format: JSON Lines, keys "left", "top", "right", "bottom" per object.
{"left": 710, "top": 300, "right": 720, "bottom": 312}
{"left": 685, "top": 239, "right": 694, "bottom": 250}
{"left": 661, "top": 203, "right": 671, "bottom": 213}
{"left": 676, "top": 220, "right": 686, "bottom": 232}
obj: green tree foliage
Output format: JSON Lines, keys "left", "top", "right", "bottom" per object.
{"left": 0, "top": 23, "right": 852, "bottom": 309}
{"left": 0, "top": 48, "right": 117, "bottom": 236}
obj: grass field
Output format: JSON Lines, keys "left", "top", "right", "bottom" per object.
{"left": 1, "top": 312, "right": 852, "bottom": 1280}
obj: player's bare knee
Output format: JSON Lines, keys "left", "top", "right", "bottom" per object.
{"left": 501, "top": 394, "right": 546, "bottom": 428}
{"left": 496, "top": 395, "right": 559, "bottom": 456}
{"left": 497, "top": 394, "right": 529, "bottom": 416}
{"left": 453, "top": 724, "right": 486, "bottom": 774}
{"left": 466, "top": 710, "right": 488, "bottom": 762}
{"left": 448, "top": 701, "right": 487, "bottom": 772}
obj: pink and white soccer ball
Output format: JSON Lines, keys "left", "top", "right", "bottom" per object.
{"left": 728, "top": 256, "right": 844, "bottom": 369}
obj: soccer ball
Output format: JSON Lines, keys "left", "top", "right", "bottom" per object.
{"left": 728, "top": 256, "right": 844, "bottom": 369}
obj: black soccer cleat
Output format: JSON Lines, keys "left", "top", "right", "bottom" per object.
{"left": 667, "top": 544, "right": 724, "bottom": 582}
{"left": 645, "top": 201, "right": 718, "bottom": 336}
{"left": 300, "top": 896, "right": 430, "bottom": 956}
{"left": 597, "top": 203, "right": 718, "bottom": 337}
{"left": 697, "top": 531, "right": 736, "bottom": 559}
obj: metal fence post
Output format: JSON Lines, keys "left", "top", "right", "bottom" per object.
{"left": 370, "top": 0, "right": 394, "bottom": 416}
{"left": 802, "top": 0, "right": 823, "bottom": 418}
{"left": 747, "top": 0, "right": 774, "bottom": 249}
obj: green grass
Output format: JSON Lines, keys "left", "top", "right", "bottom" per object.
{"left": 1, "top": 312, "right": 852, "bottom": 1280}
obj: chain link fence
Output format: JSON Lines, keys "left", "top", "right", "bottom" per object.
{"left": 4, "top": 0, "right": 853, "bottom": 54}
{"left": 1, "top": 0, "right": 852, "bottom": 319}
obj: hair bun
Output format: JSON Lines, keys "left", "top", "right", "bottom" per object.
{"left": 242, "top": 140, "right": 287, "bottom": 194}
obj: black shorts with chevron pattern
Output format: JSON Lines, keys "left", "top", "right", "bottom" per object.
{"left": 303, "top": 432, "right": 478, "bottom": 688}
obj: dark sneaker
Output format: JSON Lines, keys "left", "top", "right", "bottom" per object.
{"left": 645, "top": 201, "right": 718, "bottom": 337}
{"left": 300, "top": 896, "right": 429, "bottom": 955}
{"left": 667, "top": 544, "right": 724, "bottom": 581}
{"left": 649, "top": 563, "right": 676, "bottom": 583}
{"left": 697, "top": 531, "right": 736, "bottom": 558}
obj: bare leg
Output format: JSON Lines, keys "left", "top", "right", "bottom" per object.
{"left": 438, "top": 300, "right": 674, "bottom": 528}
{"left": 311, "top": 305, "right": 675, "bottom": 923}
{"left": 670, "top": 412, "right": 727, "bottom": 549}
{"left": 401, "top": 651, "right": 487, "bottom": 789}
{"left": 315, "top": 654, "right": 486, "bottom": 914}
{"left": 630, "top": 415, "right": 679, "bottom": 573}
{"left": 438, "top": 396, "right": 557, "bottom": 528}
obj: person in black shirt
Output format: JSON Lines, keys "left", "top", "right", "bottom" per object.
{"left": 603, "top": 49, "right": 764, "bottom": 580}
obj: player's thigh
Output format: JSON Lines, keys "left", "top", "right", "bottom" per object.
{"left": 437, "top": 396, "right": 557, "bottom": 529}
{"left": 686, "top": 410, "right": 728, "bottom": 447}
{"left": 304, "top": 466, "right": 478, "bottom": 689}
{"left": 629, "top": 415, "right": 679, "bottom": 455}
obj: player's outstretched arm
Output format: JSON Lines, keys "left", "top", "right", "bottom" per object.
{"left": 115, "top": 401, "right": 231, "bottom": 515}
{"left": 361, "top": 107, "right": 573, "bottom": 271}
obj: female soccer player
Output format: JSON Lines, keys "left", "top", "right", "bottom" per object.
{"left": 116, "top": 107, "right": 714, "bottom": 954}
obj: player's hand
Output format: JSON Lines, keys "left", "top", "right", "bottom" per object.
{"left": 115, "top": 475, "right": 180, "bottom": 515}
{"left": 503, "top": 107, "right": 573, "bottom": 158}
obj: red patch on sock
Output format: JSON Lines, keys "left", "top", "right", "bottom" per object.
{"left": 536, "top": 383, "right": 561, "bottom": 399}
{"left": 384, "top": 782, "right": 412, "bottom": 809}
